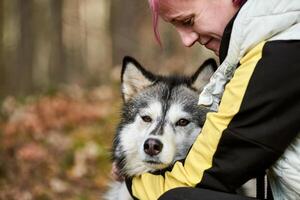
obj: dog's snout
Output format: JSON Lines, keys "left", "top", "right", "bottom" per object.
{"left": 143, "top": 138, "right": 163, "bottom": 156}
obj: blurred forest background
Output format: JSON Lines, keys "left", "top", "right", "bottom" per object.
{"left": 0, "top": 0, "right": 215, "bottom": 199}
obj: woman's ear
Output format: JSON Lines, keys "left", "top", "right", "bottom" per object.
{"left": 191, "top": 59, "right": 217, "bottom": 93}
{"left": 121, "top": 56, "right": 156, "bottom": 102}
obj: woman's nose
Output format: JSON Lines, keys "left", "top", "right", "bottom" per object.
{"left": 177, "top": 29, "right": 199, "bottom": 47}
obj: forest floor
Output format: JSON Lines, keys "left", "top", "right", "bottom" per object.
{"left": 0, "top": 84, "right": 122, "bottom": 200}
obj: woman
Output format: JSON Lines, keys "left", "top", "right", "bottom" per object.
{"left": 116, "top": 0, "right": 300, "bottom": 199}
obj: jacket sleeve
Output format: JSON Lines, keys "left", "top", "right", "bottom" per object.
{"left": 125, "top": 40, "right": 300, "bottom": 200}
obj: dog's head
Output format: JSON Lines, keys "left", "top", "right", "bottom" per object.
{"left": 114, "top": 56, "right": 217, "bottom": 176}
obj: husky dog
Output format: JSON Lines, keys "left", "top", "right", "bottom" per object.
{"left": 104, "top": 56, "right": 217, "bottom": 200}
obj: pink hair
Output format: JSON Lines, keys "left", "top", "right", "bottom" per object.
{"left": 148, "top": 0, "right": 247, "bottom": 45}
{"left": 148, "top": 0, "right": 161, "bottom": 45}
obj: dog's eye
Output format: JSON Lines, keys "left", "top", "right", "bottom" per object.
{"left": 176, "top": 118, "right": 190, "bottom": 126}
{"left": 141, "top": 115, "right": 152, "bottom": 123}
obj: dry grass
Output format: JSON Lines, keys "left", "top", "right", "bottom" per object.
{"left": 0, "top": 85, "right": 121, "bottom": 200}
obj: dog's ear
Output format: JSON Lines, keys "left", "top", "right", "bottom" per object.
{"left": 121, "top": 56, "right": 156, "bottom": 102}
{"left": 191, "top": 58, "right": 217, "bottom": 93}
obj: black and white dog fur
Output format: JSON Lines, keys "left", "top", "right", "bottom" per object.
{"left": 104, "top": 56, "right": 217, "bottom": 200}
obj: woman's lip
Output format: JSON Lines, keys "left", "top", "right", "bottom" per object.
{"left": 204, "top": 41, "right": 213, "bottom": 49}
{"left": 202, "top": 38, "right": 213, "bottom": 46}
{"left": 204, "top": 39, "right": 220, "bottom": 56}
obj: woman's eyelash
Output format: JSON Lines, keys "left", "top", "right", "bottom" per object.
{"left": 182, "top": 17, "right": 194, "bottom": 26}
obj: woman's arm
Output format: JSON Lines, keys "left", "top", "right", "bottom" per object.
{"left": 126, "top": 40, "right": 300, "bottom": 200}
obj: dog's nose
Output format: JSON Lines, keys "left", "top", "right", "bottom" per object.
{"left": 143, "top": 138, "right": 163, "bottom": 156}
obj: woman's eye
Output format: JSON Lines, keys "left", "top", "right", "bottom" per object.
{"left": 141, "top": 115, "right": 152, "bottom": 123}
{"left": 182, "top": 17, "right": 194, "bottom": 26}
{"left": 176, "top": 119, "right": 190, "bottom": 126}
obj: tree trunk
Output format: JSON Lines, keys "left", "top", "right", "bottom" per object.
{"left": 18, "top": 0, "right": 35, "bottom": 94}
{"left": 49, "top": 0, "right": 66, "bottom": 85}
{"left": 62, "top": 0, "right": 85, "bottom": 83}
{"left": 0, "top": 0, "right": 4, "bottom": 98}
{"left": 2, "top": 0, "right": 22, "bottom": 96}
{"left": 79, "top": 0, "right": 112, "bottom": 84}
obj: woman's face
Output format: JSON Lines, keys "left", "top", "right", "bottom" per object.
{"left": 159, "top": 0, "right": 239, "bottom": 56}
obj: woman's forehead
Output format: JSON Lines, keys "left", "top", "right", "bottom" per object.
{"left": 159, "top": 0, "right": 194, "bottom": 18}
